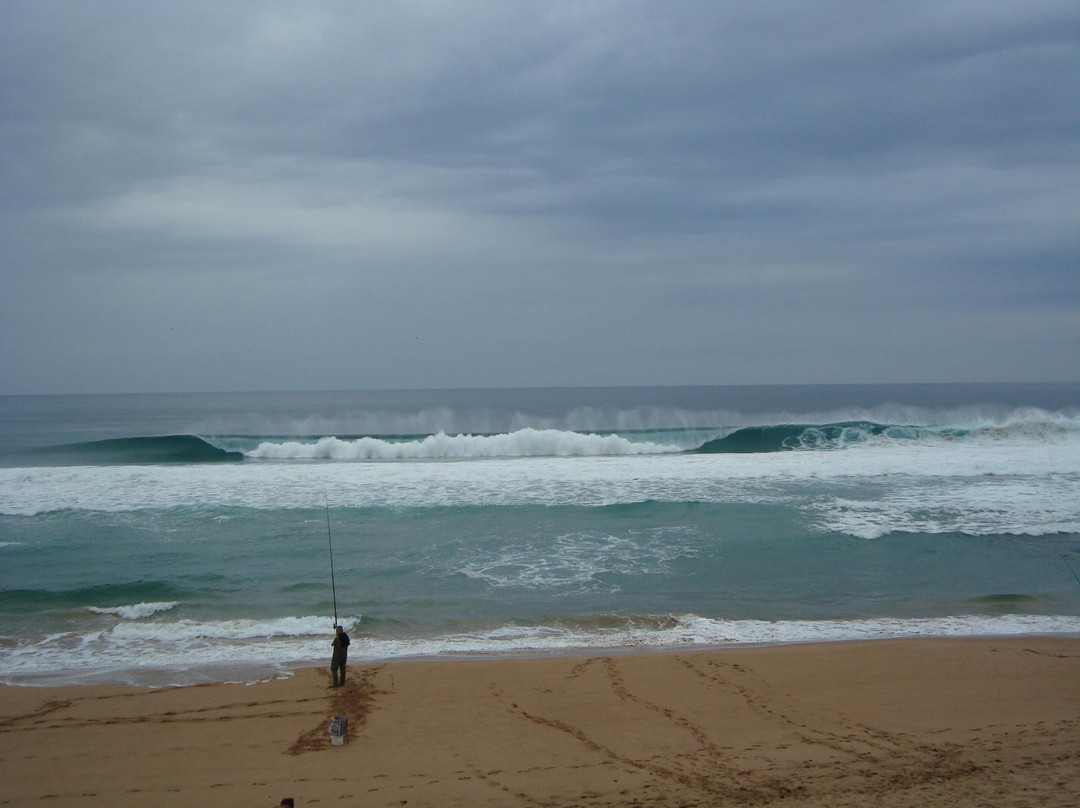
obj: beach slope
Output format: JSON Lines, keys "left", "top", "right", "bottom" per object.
{"left": 0, "top": 638, "right": 1077, "bottom": 807}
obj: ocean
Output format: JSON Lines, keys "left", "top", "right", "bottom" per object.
{"left": 1, "top": 383, "right": 1078, "bottom": 687}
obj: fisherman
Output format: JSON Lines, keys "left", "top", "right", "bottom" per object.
{"left": 330, "top": 624, "right": 350, "bottom": 687}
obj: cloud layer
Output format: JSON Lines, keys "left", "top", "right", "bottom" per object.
{"left": 2, "top": 1, "right": 1078, "bottom": 393}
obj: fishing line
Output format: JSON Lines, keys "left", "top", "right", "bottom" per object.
{"left": 325, "top": 490, "right": 339, "bottom": 627}
{"left": 1064, "top": 556, "right": 1080, "bottom": 589}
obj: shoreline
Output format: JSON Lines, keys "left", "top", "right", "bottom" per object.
{"left": 6, "top": 618, "right": 1080, "bottom": 689}
{"left": 1, "top": 636, "right": 1077, "bottom": 807}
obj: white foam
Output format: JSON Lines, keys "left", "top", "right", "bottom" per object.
{"left": 4, "top": 613, "right": 1078, "bottom": 687}
{"left": 246, "top": 428, "right": 682, "bottom": 460}
{"left": 3, "top": 436, "right": 1079, "bottom": 521}
{"left": 456, "top": 530, "right": 698, "bottom": 590}
{"left": 809, "top": 472, "right": 1080, "bottom": 539}
{"left": 350, "top": 614, "right": 1080, "bottom": 658}
{"left": 111, "top": 614, "right": 340, "bottom": 640}
{"left": 86, "top": 601, "right": 180, "bottom": 620}
{"left": 0, "top": 614, "right": 352, "bottom": 686}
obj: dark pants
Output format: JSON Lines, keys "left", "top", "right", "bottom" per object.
{"left": 331, "top": 655, "right": 347, "bottom": 686}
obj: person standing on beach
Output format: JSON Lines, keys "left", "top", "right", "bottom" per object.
{"left": 330, "top": 624, "right": 350, "bottom": 687}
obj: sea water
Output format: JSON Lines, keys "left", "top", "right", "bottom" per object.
{"left": 1, "top": 384, "right": 1078, "bottom": 686}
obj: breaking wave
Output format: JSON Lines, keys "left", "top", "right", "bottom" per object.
{"left": 86, "top": 601, "right": 181, "bottom": 620}
{"left": 7, "top": 412, "right": 1078, "bottom": 466}
{"left": 697, "top": 417, "right": 1079, "bottom": 454}
{"left": 246, "top": 428, "right": 683, "bottom": 459}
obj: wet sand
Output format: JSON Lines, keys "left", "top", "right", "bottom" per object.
{"left": 0, "top": 637, "right": 1077, "bottom": 807}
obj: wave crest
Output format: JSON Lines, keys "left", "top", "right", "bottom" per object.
{"left": 19, "top": 435, "right": 244, "bottom": 466}
{"left": 86, "top": 601, "right": 180, "bottom": 620}
{"left": 697, "top": 417, "right": 1080, "bottom": 454}
{"left": 246, "top": 428, "right": 682, "bottom": 460}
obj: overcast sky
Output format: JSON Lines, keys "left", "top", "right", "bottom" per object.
{"left": 1, "top": 1, "right": 1078, "bottom": 394}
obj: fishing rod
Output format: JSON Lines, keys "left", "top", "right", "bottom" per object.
{"left": 325, "top": 491, "right": 339, "bottom": 627}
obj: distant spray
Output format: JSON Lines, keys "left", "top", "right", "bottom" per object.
{"left": 325, "top": 491, "right": 339, "bottom": 627}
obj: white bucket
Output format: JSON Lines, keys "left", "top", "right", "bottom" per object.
{"left": 329, "top": 714, "right": 348, "bottom": 745}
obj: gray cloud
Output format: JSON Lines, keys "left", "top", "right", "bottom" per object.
{"left": 2, "top": 1, "right": 1078, "bottom": 393}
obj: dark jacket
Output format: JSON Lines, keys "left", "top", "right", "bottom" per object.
{"left": 332, "top": 630, "right": 350, "bottom": 662}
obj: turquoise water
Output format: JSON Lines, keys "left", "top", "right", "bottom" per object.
{"left": 1, "top": 384, "right": 1078, "bottom": 685}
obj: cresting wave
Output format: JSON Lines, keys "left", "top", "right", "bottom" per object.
{"left": 697, "top": 422, "right": 949, "bottom": 453}
{"left": 14, "top": 435, "right": 244, "bottom": 466}
{"left": 243, "top": 416, "right": 1080, "bottom": 459}
{"left": 698, "top": 418, "right": 1080, "bottom": 453}
{"left": 4, "top": 412, "right": 1078, "bottom": 467}
{"left": 246, "top": 428, "right": 683, "bottom": 460}
{"left": 86, "top": 601, "right": 180, "bottom": 620}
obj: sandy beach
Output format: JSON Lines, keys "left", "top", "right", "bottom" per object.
{"left": 0, "top": 637, "right": 1077, "bottom": 807}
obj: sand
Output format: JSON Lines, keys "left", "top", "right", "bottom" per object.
{"left": 0, "top": 637, "right": 1077, "bottom": 807}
